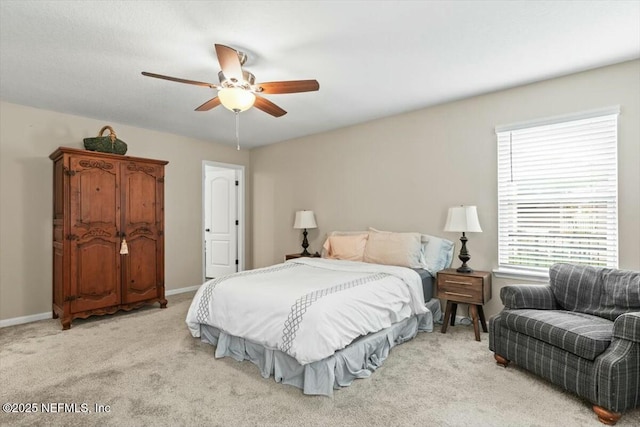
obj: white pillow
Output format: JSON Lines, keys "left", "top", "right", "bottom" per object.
{"left": 422, "top": 234, "right": 455, "bottom": 275}
{"left": 363, "top": 229, "right": 424, "bottom": 268}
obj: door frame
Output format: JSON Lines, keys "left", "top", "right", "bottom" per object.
{"left": 202, "top": 160, "right": 245, "bottom": 282}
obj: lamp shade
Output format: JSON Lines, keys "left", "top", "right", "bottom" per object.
{"left": 444, "top": 206, "right": 482, "bottom": 233}
{"left": 293, "top": 210, "right": 317, "bottom": 229}
{"left": 218, "top": 87, "right": 256, "bottom": 112}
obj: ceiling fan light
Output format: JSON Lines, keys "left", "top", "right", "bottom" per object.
{"left": 218, "top": 87, "right": 256, "bottom": 112}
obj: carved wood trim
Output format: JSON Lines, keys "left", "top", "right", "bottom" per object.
{"left": 78, "top": 159, "right": 114, "bottom": 171}
{"left": 80, "top": 229, "right": 112, "bottom": 239}
{"left": 127, "top": 163, "right": 155, "bottom": 174}
{"left": 129, "top": 227, "right": 153, "bottom": 237}
{"left": 66, "top": 299, "right": 165, "bottom": 325}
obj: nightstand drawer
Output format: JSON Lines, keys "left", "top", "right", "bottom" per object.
{"left": 437, "top": 276, "right": 483, "bottom": 303}
{"left": 436, "top": 269, "right": 491, "bottom": 305}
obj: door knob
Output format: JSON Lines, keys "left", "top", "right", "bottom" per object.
{"left": 205, "top": 228, "right": 210, "bottom": 232}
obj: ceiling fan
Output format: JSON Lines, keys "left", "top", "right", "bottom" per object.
{"left": 142, "top": 44, "right": 320, "bottom": 118}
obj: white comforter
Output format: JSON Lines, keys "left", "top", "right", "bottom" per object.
{"left": 186, "top": 258, "right": 431, "bottom": 365}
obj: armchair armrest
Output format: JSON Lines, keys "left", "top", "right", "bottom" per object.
{"left": 613, "top": 312, "right": 640, "bottom": 343}
{"left": 500, "top": 284, "right": 559, "bottom": 310}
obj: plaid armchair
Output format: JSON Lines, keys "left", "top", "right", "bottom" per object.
{"left": 489, "top": 263, "right": 640, "bottom": 425}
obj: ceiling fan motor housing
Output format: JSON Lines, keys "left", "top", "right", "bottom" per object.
{"left": 218, "top": 70, "right": 255, "bottom": 89}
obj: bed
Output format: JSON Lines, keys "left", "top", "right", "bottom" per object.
{"left": 186, "top": 229, "right": 453, "bottom": 396}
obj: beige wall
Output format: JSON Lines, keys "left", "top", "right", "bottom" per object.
{"left": 2, "top": 60, "right": 638, "bottom": 323}
{"left": 0, "top": 101, "right": 251, "bottom": 321}
{"left": 250, "top": 60, "right": 640, "bottom": 319}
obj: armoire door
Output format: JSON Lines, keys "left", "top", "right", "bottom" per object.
{"left": 68, "top": 156, "right": 121, "bottom": 313}
{"left": 121, "top": 161, "right": 164, "bottom": 304}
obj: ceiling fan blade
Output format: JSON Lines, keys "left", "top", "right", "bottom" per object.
{"left": 253, "top": 95, "right": 287, "bottom": 117}
{"left": 215, "top": 44, "right": 244, "bottom": 82}
{"left": 195, "top": 97, "right": 221, "bottom": 111}
{"left": 256, "top": 80, "right": 320, "bottom": 94}
{"left": 141, "top": 71, "right": 218, "bottom": 88}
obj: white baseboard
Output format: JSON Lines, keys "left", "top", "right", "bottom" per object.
{"left": 0, "top": 312, "right": 52, "bottom": 328}
{"left": 0, "top": 284, "right": 202, "bottom": 328}
{"left": 166, "top": 284, "right": 201, "bottom": 295}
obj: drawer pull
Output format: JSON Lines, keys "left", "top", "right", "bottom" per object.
{"left": 445, "top": 291, "right": 473, "bottom": 298}
{"left": 445, "top": 280, "right": 473, "bottom": 285}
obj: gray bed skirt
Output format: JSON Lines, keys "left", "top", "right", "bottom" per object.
{"left": 198, "top": 298, "right": 442, "bottom": 396}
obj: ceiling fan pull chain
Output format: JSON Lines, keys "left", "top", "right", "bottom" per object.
{"left": 235, "top": 110, "right": 240, "bottom": 150}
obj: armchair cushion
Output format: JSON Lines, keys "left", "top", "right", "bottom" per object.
{"left": 500, "top": 284, "right": 558, "bottom": 310}
{"left": 550, "top": 263, "right": 640, "bottom": 320}
{"left": 601, "top": 269, "right": 640, "bottom": 316}
{"left": 502, "top": 309, "right": 613, "bottom": 360}
{"left": 613, "top": 312, "right": 640, "bottom": 343}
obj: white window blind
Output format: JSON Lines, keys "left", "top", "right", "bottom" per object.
{"left": 496, "top": 108, "right": 619, "bottom": 275}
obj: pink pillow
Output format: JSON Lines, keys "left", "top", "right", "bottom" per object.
{"left": 322, "top": 234, "right": 369, "bottom": 261}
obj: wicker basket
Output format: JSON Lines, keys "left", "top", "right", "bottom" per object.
{"left": 83, "top": 125, "right": 128, "bottom": 155}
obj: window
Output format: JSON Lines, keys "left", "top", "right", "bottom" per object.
{"left": 496, "top": 107, "right": 619, "bottom": 278}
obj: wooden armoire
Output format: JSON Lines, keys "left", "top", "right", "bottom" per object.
{"left": 50, "top": 147, "right": 168, "bottom": 329}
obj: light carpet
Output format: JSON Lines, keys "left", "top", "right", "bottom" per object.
{"left": 1, "top": 292, "right": 638, "bottom": 427}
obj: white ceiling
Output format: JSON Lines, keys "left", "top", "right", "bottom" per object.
{"left": 1, "top": 1, "right": 639, "bottom": 149}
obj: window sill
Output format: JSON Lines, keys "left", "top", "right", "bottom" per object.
{"left": 493, "top": 268, "right": 549, "bottom": 283}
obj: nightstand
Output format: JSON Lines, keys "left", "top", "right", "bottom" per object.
{"left": 285, "top": 252, "right": 321, "bottom": 261}
{"left": 436, "top": 268, "right": 492, "bottom": 342}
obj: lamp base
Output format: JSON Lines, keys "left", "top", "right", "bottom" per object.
{"left": 456, "top": 264, "right": 473, "bottom": 274}
{"left": 300, "top": 228, "right": 310, "bottom": 256}
{"left": 456, "top": 232, "right": 473, "bottom": 273}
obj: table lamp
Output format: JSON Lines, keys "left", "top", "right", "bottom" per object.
{"left": 444, "top": 205, "right": 482, "bottom": 273}
{"left": 293, "top": 210, "right": 317, "bottom": 256}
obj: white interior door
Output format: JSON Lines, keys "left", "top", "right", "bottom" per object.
{"left": 205, "top": 168, "right": 237, "bottom": 278}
